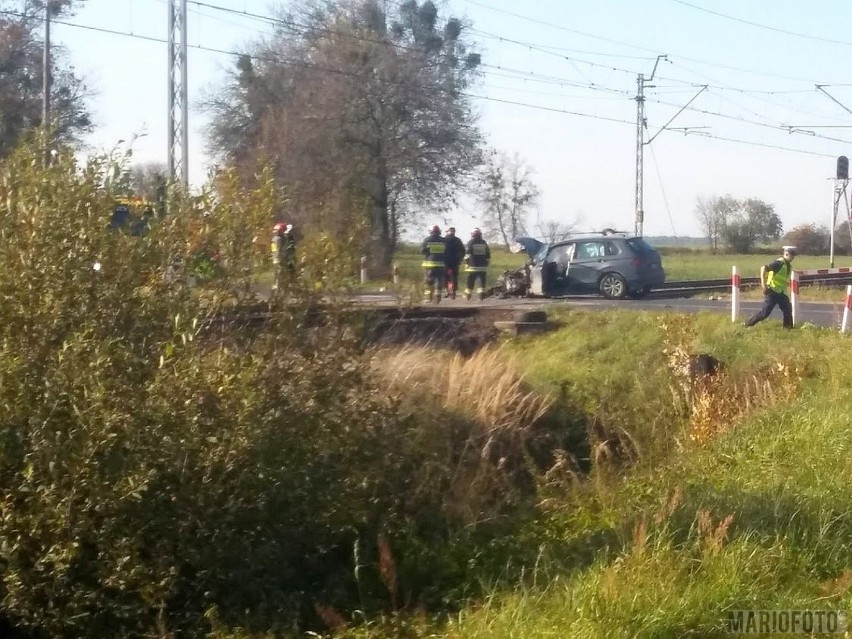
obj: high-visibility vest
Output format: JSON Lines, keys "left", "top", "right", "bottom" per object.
{"left": 766, "top": 258, "right": 792, "bottom": 294}
{"left": 465, "top": 239, "right": 490, "bottom": 272}
{"left": 421, "top": 239, "right": 446, "bottom": 268}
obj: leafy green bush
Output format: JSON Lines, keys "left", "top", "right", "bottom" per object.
{"left": 0, "top": 142, "right": 552, "bottom": 638}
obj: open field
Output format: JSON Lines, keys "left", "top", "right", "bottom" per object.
{"left": 661, "top": 251, "right": 852, "bottom": 281}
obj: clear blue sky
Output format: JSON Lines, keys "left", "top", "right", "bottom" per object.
{"left": 55, "top": 0, "right": 852, "bottom": 238}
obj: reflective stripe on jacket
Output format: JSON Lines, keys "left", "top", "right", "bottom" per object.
{"left": 465, "top": 238, "right": 490, "bottom": 272}
{"left": 421, "top": 235, "right": 447, "bottom": 269}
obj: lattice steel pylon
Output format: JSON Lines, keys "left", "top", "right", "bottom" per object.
{"left": 167, "top": 0, "right": 188, "bottom": 190}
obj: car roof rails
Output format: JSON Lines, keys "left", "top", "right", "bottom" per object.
{"left": 561, "top": 228, "right": 630, "bottom": 238}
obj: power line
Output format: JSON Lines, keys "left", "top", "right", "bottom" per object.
{"left": 469, "top": 28, "right": 656, "bottom": 60}
{"left": 466, "top": 93, "right": 635, "bottom": 125}
{"left": 173, "top": 0, "right": 638, "bottom": 98}
{"left": 647, "top": 142, "right": 678, "bottom": 238}
{"left": 481, "top": 65, "right": 631, "bottom": 96}
{"left": 165, "top": 0, "right": 852, "bottom": 120}
{"left": 460, "top": 0, "right": 846, "bottom": 85}
{"left": 460, "top": 0, "right": 661, "bottom": 56}
{"left": 469, "top": 27, "right": 644, "bottom": 77}
{"left": 671, "top": 0, "right": 852, "bottom": 47}
{"left": 679, "top": 130, "right": 834, "bottom": 157}
{"left": 5, "top": 9, "right": 631, "bottom": 125}
{"left": 648, "top": 94, "right": 852, "bottom": 145}
{"left": 3, "top": 9, "right": 840, "bottom": 160}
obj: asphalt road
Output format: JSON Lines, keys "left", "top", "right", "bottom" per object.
{"left": 356, "top": 292, "right": 850, "bottom": 329}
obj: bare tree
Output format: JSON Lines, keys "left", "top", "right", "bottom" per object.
{"left": 478, "top": 151, "right": 539, "bottom": 248}
{"left": 535, "top": 214, "right": 577, "bottom": 244}
{"left": 695, "top": 194, "right": 736, "bottom": 254}
{"left": 204, "top": 0, "right": 483, "bottom": 276}
{"left": 126, "top": 161, "right": 167, "bottom": 200}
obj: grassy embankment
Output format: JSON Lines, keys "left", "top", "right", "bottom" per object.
{"left": 344, "top": 309, "right": 852, "bottom": 639}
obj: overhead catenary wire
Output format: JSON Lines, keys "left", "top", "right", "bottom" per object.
{"left": 670, "top": 0, "right": 852, "bottom": 47}
{"left": 460, "top": 0, "right": 846, "bottom": 85}
{"left": 153, "top": 0, "right": 644, "bottom": 99}
{"left": 171, "top": 0, "right": 852, "bottom": 139}
{"left": 0, "top": 9, "right": 638, "bottom": 127}
{"left": 647, "top": 94, "right": 852, "bottom": 145}
{"left": 160, "top": 0, "right": 852, "bottom": 122}
{"left": 0, "top": 8, "right": 840, "bottom": 159}
{"left": 647, "top": 142, "right": 678, "bottom": 239}
{"left": 181, "top": 0, "right": 846, "bottom": 88}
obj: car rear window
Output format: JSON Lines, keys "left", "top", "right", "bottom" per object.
{"left": 626, "top": 238, "right": 656, "bottom": 254}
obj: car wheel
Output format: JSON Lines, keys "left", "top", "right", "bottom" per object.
{"left": 599, "top": 273, "right": 628, "bottom": 299}
{"left": 628, "top": 286, "right": 650, "bottom": 299}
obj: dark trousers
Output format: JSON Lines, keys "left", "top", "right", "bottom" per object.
{"left": 466, "top": 271, "right": 486, "bottom": 291}
{"left": 424, "top": 267, "right": 445, "bottom": 290}
{"left": 745, "top": 290, "right": 793, "bottom": 329}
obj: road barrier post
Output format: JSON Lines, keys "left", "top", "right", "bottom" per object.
{"left": 731, "top": 265, "right": 740, "bottom": 323}
{"left": 392, "top": 262, "right": 400, "bottom": 285}
{"left": 843, "top": 285, "right": 852, "bottom": 334}
{"left": 360, "top": 256, "right": 368, "bottom": 285}
{"left": 790, "top": 270, "right": 799, "bottom": 327}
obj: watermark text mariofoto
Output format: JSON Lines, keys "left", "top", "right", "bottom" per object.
{"left": 727, "top": 609, "right": 846, "bottom": 634}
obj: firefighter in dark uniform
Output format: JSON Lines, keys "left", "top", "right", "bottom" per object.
{"left": 744, "top": 245, "right": 797, "bottom": 329}
{"left": 464, "top": 228, "right": 490, "bottom": 301}
{"left": 421, "top": 225, "right": 447, "bottom": 303}
{"left": 444, "top": 226, "right": 466, "bottom": 299}
{"left": 271, "top": 222, "right": 296, "bottom": 290}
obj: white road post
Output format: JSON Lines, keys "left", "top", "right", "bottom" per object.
{"left": 731, "top": 265, "right": 740, "bottom": 323}
{"left": 360, "top": 255, "right": 368, "bottom": 285}
{"left": 843, "top": 285, "right": 852, "bottom": 334}
{"left": 790, "top": 270, "right": 799, "bottom": 327}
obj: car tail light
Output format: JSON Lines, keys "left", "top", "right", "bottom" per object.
{"left": 631, "top": 257, "right": 643, "bottom": 267}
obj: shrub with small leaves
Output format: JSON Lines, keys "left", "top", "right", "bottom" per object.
{"left": 0, "top": 141, "right": 544, "bottom": 638}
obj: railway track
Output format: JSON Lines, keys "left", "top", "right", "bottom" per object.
{"left": 658, "top": 272, "right": 852, "bottom": 294}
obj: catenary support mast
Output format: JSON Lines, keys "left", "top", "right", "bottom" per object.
{"left": 167, "top": 0, "right": 189, "bottom": 190}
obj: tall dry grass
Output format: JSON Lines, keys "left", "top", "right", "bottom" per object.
{"left": 372, "top": 346, "right": 553, "bottom": 433}
{"left": 370, "top": 345, "right": 558, "bottom": 523}
{"left": 688, "top": 359, "right": 804, "bottom": 444}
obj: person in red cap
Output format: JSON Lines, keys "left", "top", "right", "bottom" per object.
{"left": 271, "top": 222, "right": 296, "bottom": 290}
{"left": 421, "top": 225, "right": 447, "bottom": 303}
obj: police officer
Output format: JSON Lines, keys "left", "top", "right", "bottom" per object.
{"left": 464, "top": 228, "right": 491, "bottom": 301}
{"left": 271, "top": 222, "right": 296, "bottom": 290}
{"left": 444, "top": 226, "right": 466, "bottom": 299}
{"left": 744, "top": 245, "right": 797, "bottom": 329}
{"left": 421, "top": 225, "right": 447, "bottom": 303}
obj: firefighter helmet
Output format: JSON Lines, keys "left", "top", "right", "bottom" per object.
{"left": 273, "top": 222, "right": 287, "bottom": 234}
{"left": 472, "top": 227, "right": 482, "bottom": 238}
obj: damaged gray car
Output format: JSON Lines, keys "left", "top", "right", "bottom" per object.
{"left": 493, "top": 230, "right": 666, "bottom": 300}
